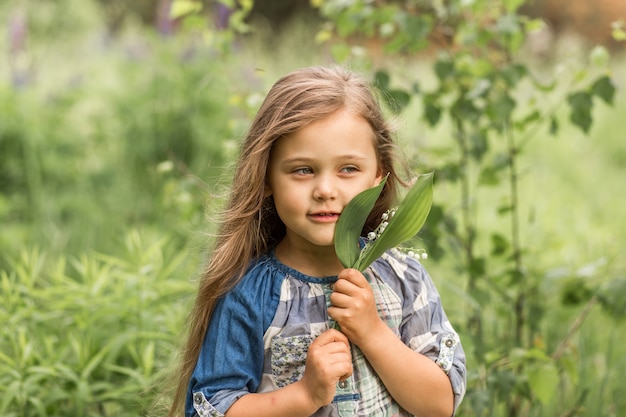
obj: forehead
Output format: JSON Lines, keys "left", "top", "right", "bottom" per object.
{"left": 271, "top": 109, "right": 377, "bottom": 161}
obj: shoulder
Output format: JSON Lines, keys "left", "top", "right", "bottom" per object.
{"left": 216, "top": 254, "right": 286, "bottom": 328}
{"left": 369, "top": 248, "right": 442, "bottom": 307}
{"left": 371, "top": 248, "right": 430, "bottom": 283}
{"left": 230, "top": 254, "right": 285, "bottom": 295}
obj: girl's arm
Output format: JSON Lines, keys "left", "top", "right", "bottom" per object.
{"left": 356, "top": 322, "right": 454, "bottom": 417}
{"left": 225, "top": 329, "right": 353, "bottom": 417}
{"left": 329, "top": 268, "right": 454, "bottom": 417}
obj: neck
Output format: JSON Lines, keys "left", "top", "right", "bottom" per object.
{"left": 274, "top": 240, "right": 345, "bottom": 277}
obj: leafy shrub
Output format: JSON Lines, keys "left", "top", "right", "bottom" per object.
{"left": 0, "top": 231, "right": 195, "bottom": 416}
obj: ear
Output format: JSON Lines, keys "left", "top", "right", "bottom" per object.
{"left": 264, "top": 181, "right": 272, "bottom": 197}
{"left": 374, "top": 168, "right": 384, "bottom": 186}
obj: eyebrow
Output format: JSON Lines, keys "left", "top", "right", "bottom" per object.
{"left": 280, "top": 155, "right": 369, "bottom": 165}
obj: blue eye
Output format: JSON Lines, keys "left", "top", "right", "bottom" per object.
{"left": 293, "top": 167, "right": 313, "bottom": 175}
{"left": 341, "top": 166, "right": 359, "bottom": 173}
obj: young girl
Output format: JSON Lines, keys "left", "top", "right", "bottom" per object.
{"left": 169, "top": 65, "right": 466, "bottom": 417}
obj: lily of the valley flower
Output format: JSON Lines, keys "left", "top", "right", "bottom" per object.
{"left": 335, "top": 172, "right": 434, "bottom": 271}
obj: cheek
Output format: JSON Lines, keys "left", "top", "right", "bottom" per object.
{"left": 272, "top": 194, "right": 298, "bottom": 217}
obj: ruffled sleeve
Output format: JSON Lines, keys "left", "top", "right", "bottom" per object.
{"left": 185, "top": 257, "right": 283, "bottom": 417}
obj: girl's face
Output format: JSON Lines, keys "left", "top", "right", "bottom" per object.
{"left": 266, "top": 109, "right": 383, "bottom": 262}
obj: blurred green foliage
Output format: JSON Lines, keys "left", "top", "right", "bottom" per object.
{"left": 1, "top": 1, "right": 240, "bottom": 261}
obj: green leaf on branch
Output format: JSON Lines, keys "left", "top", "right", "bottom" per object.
{"left": 560, "top": 277, "right": 594, "bottom": 306}
{"left": 452, "top": 97, "right": 480, "bottom": 122}
{"left": 591, "top": 75, "right": 616, "bottom": 105}
{"left": 423, "top": 96, "right": 442, "bottom": 126}
{"left": 374, "top": 70, "right": 390, "bottom": 90}
{"left": 501, "top": 64, "right": 527, "bottom": 86}
{"left": 491, "top": 233, "right": 510, "bottom": 256}
{"left": 469, "top": 131, "right": 488, "bottom": 160}
{"left": 567, "top": 91, "right": 593, "bottom": 134}
{"left": 385, "top": 90, "right": 411, "bottom": 114}
{"left": 375, "top": 70, "right": 411, "bottom": 114}
{"left": 487, "top": 93, "right": 516, "bottom": 131}
{"left": 478, "top": 166, "right": 500, "bottom": 186}
{"left": 434, "top": 59, "right": 455, "bottom": 81}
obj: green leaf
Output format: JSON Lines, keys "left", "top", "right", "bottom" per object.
{"left": 560, "top": 277, "right": 593, "bottom": 306}
{"left": 375, "top": 71, "right": 411, "bottom": 114}
{"left": 354, "top": 172, "right": 434, "bottom": 270}
{"left": 335, "top": 176, "right": 388, "bottom": 268}
{"left": 478, "top": 166, "right": 500, "bottom": 186}
{"left": 451, "top": 97, "right": 480, "bottom": 122}
{"left": 374, "top": 70, "right": 390, "bottom": 90}
{"left": 487, "top": 93, "right": 516, "bottom": 131}
{"left": 515, "top": 110, "right": 540, "bottom": 130}
{"left": 170, "top": 0, "right": 202, "bottom": 19}
{"left": 501, "top": 64, "right": 527, "bottom": 87}
{"left": 527, "top": 362, "right": 559, "bottom": 406}
{"left": 434, "top": 59, "right": 455, "bottom": 81}
{"left": 468, "top": 257, "right": 486, "bottom": 277}
{"left": 469, "top": 131, "right": 488, "bottom": 160}
{"left": 386, "top": 90, "right": 411, "bottom": 114}
{"left": 423, "top": 96, "right": 442, "bottom": 126}
{"left": 491, "top": 233, "right": 510, "bottom": 256}
{"left": 567, "top": 91, "right": 593, "bottom": 134}
{"left": 591, "top": 75, "right": 616, "bottom": 105}
{"left": 549, "top": 116, "right": 559, "bottom": 135}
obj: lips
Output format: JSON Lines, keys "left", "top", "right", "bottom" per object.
{"left": 309, "top": 211, "right": 340, "bottom": 222}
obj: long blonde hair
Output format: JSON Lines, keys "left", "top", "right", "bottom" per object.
{"left": 168, "top": 65, "right": 406, "bottom": 416}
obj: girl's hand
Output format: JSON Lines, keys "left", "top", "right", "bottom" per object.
{"left": 300, "top": 329, "right": 352, "bottom": 408}
{"left": 328, "top": 269, "right": 385, "bottom": 347}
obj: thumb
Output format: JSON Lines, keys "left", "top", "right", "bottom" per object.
{"left": 314, "top": 328, "right": 350, "bottom": 347}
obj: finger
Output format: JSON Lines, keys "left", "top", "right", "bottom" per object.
{"left": 314, "top": 328, "right": 350, "bottom": 346}
{"left": 338, "top": 363, "right": 353, "bottom": 380}
{"left": 337, "top": 268, "right": 369, "bottom": 288}
{"left": 339, "top": 367, "right": 353, "bottom": 381}
{"left": 328, "top": 290, "right": 352, "bottom": 308}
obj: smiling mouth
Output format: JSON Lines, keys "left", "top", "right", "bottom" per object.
{"left": 309, "top": 212, "right": 340, "bottom": 221}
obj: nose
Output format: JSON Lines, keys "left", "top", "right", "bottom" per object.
{"left": 312, "top": 174, "right": 337, "bottom": 201}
